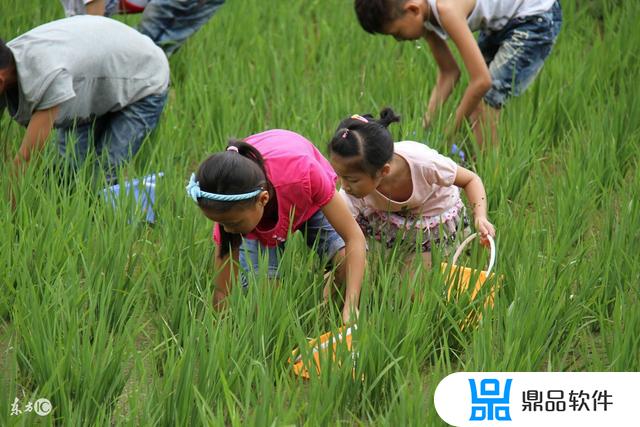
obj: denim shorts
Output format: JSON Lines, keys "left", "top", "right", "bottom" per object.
{"left": 56, "top": 91, "right": 167, "bottom": 184}
{"left": 478, "top": 0, "right": 562, "bottom": 108}
{"left": 237, "top": 209, "right": 346, "bottom": 288}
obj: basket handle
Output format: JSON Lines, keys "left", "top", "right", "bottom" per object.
{"left": 450, "top": 233, "right": 496, "bottom": 276}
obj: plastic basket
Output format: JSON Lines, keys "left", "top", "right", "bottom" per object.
{"left": 441, "top": 233, "right": 498, "bottom": 328}
{"left": 289, "top": 325, "right": 357, "bottom": 379}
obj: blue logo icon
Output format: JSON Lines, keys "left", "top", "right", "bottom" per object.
{"left": 469, "top": 378, "right": 513, "bottom": 421}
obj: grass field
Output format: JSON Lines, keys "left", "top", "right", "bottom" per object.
{"left": 1, "top": 0, "right": 639, "bottom": 425}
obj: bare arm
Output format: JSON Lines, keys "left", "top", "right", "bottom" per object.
{"left": 13, "top": 106, "right": 59, "bottom": 176}
{"left": 213, "top": 244, "right": 239, "bottom": 310}
{"left": 424, "top": 31, "right": 461, "bottom": 126}
{"left": 321, "top": 190, "right": 366, "bottom": 324}
{"left": 85, "top": 0, "right": 106, "bottom": 15}
{"left": 437, "top": 3, "right": 492, "bottom": 130}
{"left": 454, "top": 165, "right": 495, "bottom": 243}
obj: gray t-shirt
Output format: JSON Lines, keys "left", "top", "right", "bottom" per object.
{"left": 0, "top": 15, "right": 169, "bottom": 128}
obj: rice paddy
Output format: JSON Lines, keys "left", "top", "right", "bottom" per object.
{"left": 1, "top": 0, "right": 639, "bottom": 425}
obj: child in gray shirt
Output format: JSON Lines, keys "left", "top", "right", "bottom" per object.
{"left": 0, "top": 15, "right": 169, "bottom": 188}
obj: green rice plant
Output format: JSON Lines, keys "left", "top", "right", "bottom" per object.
{"left": 1, "top": 0, "right": 640, "bottom": 424}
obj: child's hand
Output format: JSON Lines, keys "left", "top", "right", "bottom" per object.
{"left": 474, "top": 216, "right": 495, "bottom": 246}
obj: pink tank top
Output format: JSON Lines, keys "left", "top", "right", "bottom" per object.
{"left": 213, "top": 129, "right": 337, "bottom": 247}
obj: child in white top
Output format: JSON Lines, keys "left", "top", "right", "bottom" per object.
{"left": 328, "top": 108, "right": 495, "bottom": 268}
{"left": 354, "top": 0, "right": 562, "bottom": 146}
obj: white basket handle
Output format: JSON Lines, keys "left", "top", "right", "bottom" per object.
{"left": 450, "top": 233, "right": 496, "bottom": 276}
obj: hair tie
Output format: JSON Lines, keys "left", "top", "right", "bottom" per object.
{"left": 341, "top": 130, "right": 349, "bottom": 139}
{"left": 186, "top": 173, "right": 262, "bottom": 203}
{"left": 351, "top": 114, "right": 369, "bottom": 123}
{"left": 227, "top": 146, "right": 239, "bottom": 152}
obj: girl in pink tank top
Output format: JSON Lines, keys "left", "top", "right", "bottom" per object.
{"left": 186, "top": 130, "right": 365, "bottom": 324}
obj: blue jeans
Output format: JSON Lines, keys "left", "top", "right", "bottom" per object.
{"left": 238, "top": 210, "right": 346, "bottom": 288}
{"left": 56, "top": 91, "right": 167, "bottom": 184}
{"left": 138, "top": 0, "right": 226, "bottom": 56}
{"left": 478, "top": 0, "right": 563, "bottom": 108}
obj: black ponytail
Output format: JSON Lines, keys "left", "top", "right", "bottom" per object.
{"left": 328, "top": 107, "right": 400, "bottom": 176}
{"left": 378, "top": 107, "right": 401, "bottom": 127}
{"left": 194, "top": 139, "right": 272, "bottom": 258}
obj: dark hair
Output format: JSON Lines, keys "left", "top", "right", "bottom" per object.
{"left": 354, "top": 0, "right": 406, "bottom": 34}
{"left": 0, "top": 38, "right": 16, "bottom": 70}
{"left": 329, "top": 107, "right": 401, "bottom": 176}
{"left": 194, "top": 139, "right": 270, "bottom": 258}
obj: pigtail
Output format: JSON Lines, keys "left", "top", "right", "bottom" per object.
{"left": 328, "top": 107, "right": 398, "bottom": 176}
{"left": 227, "top": 139, "right": 268, "bottom": 177}
{"left": 219, "top": 227, "right": 242, "bottom": 259}
{"left": 329, "top": 127, "right": 361, "bottom": 158}
{"left": 377, "top": 107, "right": 401, "bottom": 128}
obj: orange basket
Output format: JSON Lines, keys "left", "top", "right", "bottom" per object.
{"left": 289, "top": 325, "right": 357, "bottom": 379}
{"left": 440, "top": 233, "right": 498, "bottom": 328}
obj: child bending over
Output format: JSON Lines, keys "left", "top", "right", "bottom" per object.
{"left": 354, "top": 0, "right": 562, "bottom": 146}
{"left": 187, "top": 130, "right": 366, "bottom": 324}
{"left": 328, "top": 108, "right": 495, "bottom": 269}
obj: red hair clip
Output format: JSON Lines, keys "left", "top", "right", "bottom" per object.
{"left": 351, "top": 114, "right": 369, "bottom": 123}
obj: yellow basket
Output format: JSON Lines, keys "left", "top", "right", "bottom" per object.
{"left": 289, "top": 325, "right": 357, "bottom": 379}
{"left": 289, "top": 235, "right": 497, "bottom": 378}
{"left": 440, "top": 233, "right": 497, "bottom": 328}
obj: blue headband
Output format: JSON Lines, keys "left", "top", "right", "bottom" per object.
{"left": 186, "top": 173, "right": 262, "bottom": 202}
